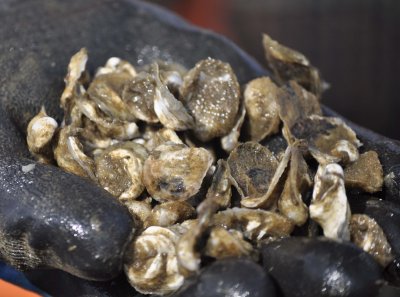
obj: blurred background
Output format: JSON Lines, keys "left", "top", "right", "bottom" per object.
{"left": 147, "top": 0, "right": 400, "bottom": 140}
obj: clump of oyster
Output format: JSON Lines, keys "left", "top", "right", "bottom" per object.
{"left": 27, "top": 35, "right": 389, "bottom": 296}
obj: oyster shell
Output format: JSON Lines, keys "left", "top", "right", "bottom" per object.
{"left": 124, "top": 226, "right": 184, "bottom": 295}
{"left": 76, "top": 97, "right": 139, "bottom": 141}
{"left": 263, "top": 34, "right": 322, "bottom": 97}
{"left": 94, "top": 142, "right": 148, "bottom": 201}
{"left": 54, "top": 125, "right": 94, "bottom": 179}
{"left": 142, "top": 126, "right": 183, "bottom": 152}
{"left": 60, "top": 48, "right": 88, "bottom": 112}
{"left": 26, "top": 107, "right": 58, "bottom": 163}
{"left": 244, "top": 77, "right": 281, "bottom": 142}
{"left": 350, "top": 214, "right": 393, "bottom": 267}
{"left": 124, "top": 199, "right": 152, "bottom": 228}
{"left": 212, "top": 208, "right": 294, "bottom": 242}
{"left": 309, "top": 163, "right": 351, "bottom": 240}
{"left": 289, "top": 115, "right": 361, "bottom": 164}
{"left": 87, "top": 72, "right": 136, "bottom": 122}
{"left": 180, "top": 58, "right": 240, "bottom": 141}
{"left": 152, "top": 64, "right": 194, "bottom": 131}
{"left": 344, "top": 150, "right": 383, "bottom": 193}
{"left": 95, "top": 57, "right": 137, "bottom": 77}
{"left": 143, "top": 143, "right": 213, "bottom": 202}
{"left": 227, "top": 142, "right": 279, "bottom": 201}
{"left": 147, "top": 201, "right": 196, "bottom": 227}
{"left": 121, "top": 71, "right": 159, "bottom": 123}
{"left": 221, "top": 103, "right": 246, "bottom": 153}
{"left": 204, "top": 227, "right": 255, "bottom": 260}
{"left": 278, "top": 145, "right": 312, "bottom": 226}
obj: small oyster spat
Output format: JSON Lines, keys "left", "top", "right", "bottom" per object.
{"left": 228, "top": 142, "right": 279, "bottom": 200}
{"left": 143, "top": 143, "right": 213, "bottom": 202}
{"left": 76, "top": 97, "right": 139, "bottom": 141}
{"left": 176, "top": 160, "right": 233, "bottom": 275}
{"left": 124, "top": 226, "right": 184, "bottom": 295}
{"left": 180, "top": 58, "right": 240, "bottom": 141}
{"left": 124, "top": 199, "right": 152, "bottom": 229}
{"left": 94, "top": 142, "right": 148, "bottom": 201}
{"left": 309, "top": 163, "right": 351, "bottom": 240}
{"left": 26, "top": 107, "right": 58, "bottom": 164}
{"left": 60, "top": 48, "right": 88, "bottom": 112}
{"left": 277, "top": 81, "right": 322, "bottom": 131}
{"left": 147, "top": 201, "right": 196, "bottom": 227}
{"left": 290, "top": 115, "right": 361, "bottom": 164}
{"left": 221, "top": 103, "right": 246, "bottom": 152}
{"left": 331, "top": 139, "right": 360, "bottom": 165}
{"left": 197, "top": 159, "right": 233, "bottom": 215}
{"left": 142, "top": 126, "right": 183, "bottom": 152}
{"left": 121, "top": 72, "right": 159, "bottom": 123}
{"left": 262, "top": 34, "right": 322, "bottom": 97}
{"left": 212, "top": 208, "right": 294, "bottom": 242}
{"left": 350, "top": 214, "right": 393, "bottom": 267}
{"left": 152, "top": 64, "right": 194, "bottom": 131}
{"left": 79, "top": 116, "right": 119, "bottom": 150}
{"left": 157, "top": 60, "right": 187, "bottom": 93}
{"left": 54, "top": 125, "right": 94, "bottom": 179}
{"left": 88, "top": 72, "right": 136, "bottom": 122}
{"left": 205, "top": 227, "right": 255, "bottom": 260}
{"left": 278, "top": 145, "right": 312, "bottom": 226}
{"left": 66, "top": 136, "right": 97, "bottom": 181}
{"left": 228, "top": 146, "right": 291, "bottom": 209}
{"left": 244, "top": 77, "right": 281, "bottom": 142}
{"left": 344, "top": 151, "right": 383, "bottom": 193}
{"left": 95, "top": 57, "right": 137, "bottom": 77}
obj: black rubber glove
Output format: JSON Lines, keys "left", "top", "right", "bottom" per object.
{"left": 1, "top": 0, "right": 400, "bottom": 296}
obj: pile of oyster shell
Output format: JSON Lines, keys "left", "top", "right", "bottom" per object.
{"left": 27, "top": 34, "right": 390, "bottom": 295}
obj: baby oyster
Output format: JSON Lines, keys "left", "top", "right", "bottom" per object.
{"left": 350, "top": 214, "right": 393, "bottom": 267}
{"left": 143, "top": 143, "right": 213, "bottom": 202}
{"left": 228, "top": 142, "right": 279, "bottom": 202}
{"left": 152, "top": 64, "right": 194, "bottom": 131}
{"left": 213, "top": 208, "right": 294, "bottom": 242}
{"left": 344, "top": 150, "right": 383, "bottom": 193}
{"left": 180, "top": 58, "right": 240, "bottom": 141}
{"left": 147, "top": 201, "right": 196, "bottom": 227}
{"left": 94, "top": 142, "right": 148, "bottom": 201}
{"left": 122, "top": 71, "right": 159, "bottom": 123}
{"left": 54, "top": 125, "right": 95, "bottom": 179}
{"left": 278, "top": 145, "right": 312, "bottom": 226}
{"left": 220, "top": 103, "right": 246, "bottom": 153}
{"left": 95, "top": 57, "right": 137, "bottom": 77}
{"left": 310, "top": 163, "right": 351, "bottom": 240}
{"left": 124, "top": 226, "right": 184, "bottom": 295}
{"left": 244, "top": 77, "right": 281, "bottom": 142}
{"left": 205, "top": 227, "right": 255, "bottom": 260}
{"left": 263, "top": 34, "right": 322, "bottom": 97}
{"left": 60, "top": 48, "right": 88, "bottom": 112}
{"left": 88, "top": 72, "right": 136, "bottom": 122}
{"left": 123, "top": 199, "right": 152, "bottom": 229}
{"left": 142, "top": 126, "right": 183, "bottom": 152}
{"left": 26, "top": 107, "right": 58, "bottom": 164}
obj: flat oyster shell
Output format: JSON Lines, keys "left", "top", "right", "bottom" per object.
{"left": 263, "top": 34, "right": 322, "bottom": 97}
{"left": 244, "top": 77, "right": 281, "bottom": 142}
{"left": 94, "top": 142, "right": 148, "bottom": 200}
{"left": 147, "top": 201, "right": 196, "bottom": 227}
{"left": 350, "top": 214, "right": 393, "bottom": 267}
{"left": 344, "top": 151, "right": 383, "bottom": 193}
{"left": 143, "top": 143, "right": 213, "bottom": 202}
{"left": 180, "top": 58, "right": 240, "bottom": 141}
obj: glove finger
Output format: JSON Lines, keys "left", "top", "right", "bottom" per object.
{"left": 0, "top": 154, "right": 135, "bottom": 281}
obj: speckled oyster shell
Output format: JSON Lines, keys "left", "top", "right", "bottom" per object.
{"left": 180, "top": 58, "right": 240, "bottom": 142}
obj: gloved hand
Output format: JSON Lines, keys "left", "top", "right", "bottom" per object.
{"left": 0, "top": 0, "right": 266, "bottom": 290}
{"left": 1, "top": 0, "right": 400, "bottom": 296}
